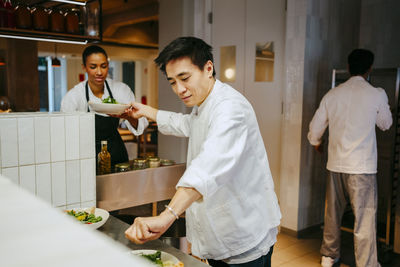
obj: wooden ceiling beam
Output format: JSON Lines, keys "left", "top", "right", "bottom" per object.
{"left": 102, "top": 3, "right": 158, "bottom": 37}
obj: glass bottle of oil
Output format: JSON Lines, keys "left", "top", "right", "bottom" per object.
{"left": 97, "top": 140, "right": 111, "bottom": 175}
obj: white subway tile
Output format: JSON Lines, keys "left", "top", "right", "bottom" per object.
{"left": 36, "top": 163, "right": 52, "bottom": 203}
{"left": 79, "top": 114, "right": 95, "bottom": 159}
{"left": 81, "top": 200, "right": 96, "bottom": 208}
{"left": 19, "top": 165, "right": 36, "bottom": 195}
{"left": 34, "top": 116, "right": 51, "bottom": 164}
{"left": 51, "top": 161, "right": 66, "bottom": 207}
{"left": 18, "top": 118, "right": 35, "bottom": 166}
{"left": 66, "top": 160, "right": 81, "bottom": 205}
{"left": 80, "top": 158, "right": 96, "bottom": 203}
{"left": 0, "top": 118, "right": 18, "bottom": 167}
{"left": 65, "top": 115, "right": 80, "bottom": 160}
{"left": 2, "top": 167, "right": 19, "bottom": 185}
{"left": 50, "top": 116, "right": 65, "bottom": 162}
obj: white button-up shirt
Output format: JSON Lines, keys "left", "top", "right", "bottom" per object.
{"left": 60, "top": 78, "right": 148, "bottom": 135}
{"left": 157, "top": 80, "right": 281, "bottom": 260}
{"left": 308, "top": 76, "right": 392, "bottom": 174}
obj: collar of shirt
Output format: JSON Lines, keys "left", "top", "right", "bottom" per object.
{"left": 196, "top": 79, "right": 222, "bottom": 116}
{"left": 87, "top": 78, "right": 111, "bottom": 102}
{"left": 349, "top": 75, "right": 366, "bottom": 82}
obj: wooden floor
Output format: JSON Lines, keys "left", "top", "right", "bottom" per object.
{"left": 272, "top": 230, "right": 400, "bottom": 267}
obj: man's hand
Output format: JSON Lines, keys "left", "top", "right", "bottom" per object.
{"left": 314, "top": 142, "right": 323, "bottom": 154}
{"left": 125, "top": 211, "right": 176, "bottom": 244}
{"left": 123, "top": 102, "right": 158, "bottom": 122}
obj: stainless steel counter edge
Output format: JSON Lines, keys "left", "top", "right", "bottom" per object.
{"left": 99, "top": 215, "right": 208, "bottom": 266}
{"left": 97, "top": 163, "right": 186, "bottom": 211}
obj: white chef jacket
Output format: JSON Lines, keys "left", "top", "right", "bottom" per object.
{"left": 60, "top": 78, "right": 148, "bottom": 135}
{"left": 308, "top": 76, "right": 392, "bottom": 174}
{"left": 157, "top": 79, "right": 281, "bottom": 260}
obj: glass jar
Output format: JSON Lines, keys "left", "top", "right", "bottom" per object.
{"left": 133, "top": 158, "right": 147, "bottom": 170}
{"left": 114, "top": 162, "right": 131, "bottom": 172}
{"left": 64, "top": 8, "right": 79, "bottom": 34}
{"left": 148, "top": 157, "right": 161, "bottom": 168}
{"left": 49, "top": 8, "right": 64, "bottom": 32}
{"left": 160, "top": 159, "right": 175, "bottom": 166}
{"left": 84, "top": 1, "right": 99, "bottom": 36}
{"left": 14, "top": 3, "right": 31, "bottom": 29}
{"left": 32, "top": 6, "right": 49, "bottom": 31}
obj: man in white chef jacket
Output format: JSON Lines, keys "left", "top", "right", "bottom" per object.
{"left": 308, "top": 49, "right": 392, "bottom": 267}
{"left": 124, "top": 37, "right": 281, "bottom": 267}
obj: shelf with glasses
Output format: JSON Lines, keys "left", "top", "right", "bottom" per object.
{"left": 0, "top": 0, "right": 101, "bottom": 44}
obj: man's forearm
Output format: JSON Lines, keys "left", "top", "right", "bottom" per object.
{"left": 142, "top": 105, "right": 158, "bottom": 122}
{"left": 161, "top": 187, "right": 202, "bottom": 219}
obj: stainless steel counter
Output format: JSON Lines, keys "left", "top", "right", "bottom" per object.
{"left": 97, "top": 164, "right": 186, "bottom": 211}
{"left": 99, "top": 215, "right": 208, "bottom": 266}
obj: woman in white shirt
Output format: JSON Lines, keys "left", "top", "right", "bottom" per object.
{"left": 61, "top": 45, "right": 148, "bottom": 166}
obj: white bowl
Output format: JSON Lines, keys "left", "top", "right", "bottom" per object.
{"left": 130, "top": 249, "right": 182, "bottom": 266}
{"left": 66, "top": 207, "right": 109, "bottom": 230}
{"left": 88, "top": 101, "right": 130, "bottom": 115}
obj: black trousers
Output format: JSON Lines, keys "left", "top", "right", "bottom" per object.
{"left": 207, "top": 246, "right": 273, "bottom": 267}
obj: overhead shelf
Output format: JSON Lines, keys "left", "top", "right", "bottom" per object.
{"left": 0, "top": 27, "right": 100, "bottom": 44}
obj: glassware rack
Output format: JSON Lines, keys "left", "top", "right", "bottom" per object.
{"left": 0, "top": 0, "right": 102, "bottom": 44}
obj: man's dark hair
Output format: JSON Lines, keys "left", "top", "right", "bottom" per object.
{"left": 347, "top": 49, "right": 374, "bottom": 76}
{"left": 82, "top": 45, "right": 108, "bottom": 66}
{"left": 154, "top": 36, "right": 216, "bottom": 77}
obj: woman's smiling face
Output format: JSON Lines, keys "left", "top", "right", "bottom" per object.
{"left": 165, "top": 57, "right": 214, "bottom": 107}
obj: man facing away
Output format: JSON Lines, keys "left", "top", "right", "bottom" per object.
{"left": 308, "top": 49, "right": 392, "bottom": 267}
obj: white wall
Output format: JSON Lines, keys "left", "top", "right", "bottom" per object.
{"left": 157, "top": 0, "right": 192, "bottom": 163}
{"left": 211, "top": 0, "right": 286, "bottom": 200}
{"left": 0, "top": 112, "right": 96, "bottom": 209}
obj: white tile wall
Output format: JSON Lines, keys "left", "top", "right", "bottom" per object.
{"left": 50, "top": 116, "right": 66, "bottom": 162}
{"left": 52, "top": 161, "right": 66, "bottom": 207}
{"left": 0, "top": 112, "right": 96, "bottom": 209}
{"left": 66, "top": 160, "right": 81, "bottom": 205}
{"left": 19, "top": 165, "right": 36, "bottom": 195}
{"left": 2, "top": 167, "right": 18, "bottom": 185}
{"left": 0, "top": 118, "right": 18, "bottom": 167}
{"left": 34, "top": 116, "right": 51, "bottom": 164}
{"left": 18, "top": 118, "right": 35, "bottom": 166}
{"left": 36, "top": 163, "right": 52, "bottom": 203}
{"left": 65, "top": 115, "right": 80, "bottom": 161}
{"left": 79, "top": 114, "right": 95, "bottom": 159}
{"left": 80, "top": 158, "right": 96, "bottom": 203}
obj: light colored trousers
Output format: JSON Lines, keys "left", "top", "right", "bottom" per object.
{"left": 320, "top": 172, "right": 381, "bottom": 267}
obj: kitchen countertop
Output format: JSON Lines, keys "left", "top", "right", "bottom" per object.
{"left": 0, "top": 175, "right": 153, "bottom": 267}
{"left": 98, "top": 215, "right": 208, "bottom": 266}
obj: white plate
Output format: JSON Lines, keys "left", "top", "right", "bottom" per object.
{"left": 66, "top": 207, "right": 109, "bottom": 230}
{"left": 130, "top": 249, "right": 182, "bottom": 266}
{"left": 88, "top": 101, "right": 130, "bottom": 115}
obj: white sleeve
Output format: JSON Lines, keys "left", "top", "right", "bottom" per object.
{"left": 60, "top": 90, "right": 79, "bottom": 112}
{"left": 376, "top": 90, "right": 392, "bottom": 131}
{"left": 176, "top": 100, "right": 248, "bottom": 199}
{"left": 156, "top": 110, "right": 192, "bottom": 137}
{"left": 307, "top": 95, "right": 329, "bottom": 146}
{"left": 125, "top": 117, "right": 149, "bottom": 136}
{"left": 117, "top": 82, "right": 149, "bottom": 135}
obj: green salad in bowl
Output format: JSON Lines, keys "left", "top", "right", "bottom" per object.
{"left": 102, "top": 97, "right": 119, "bottom": 104}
